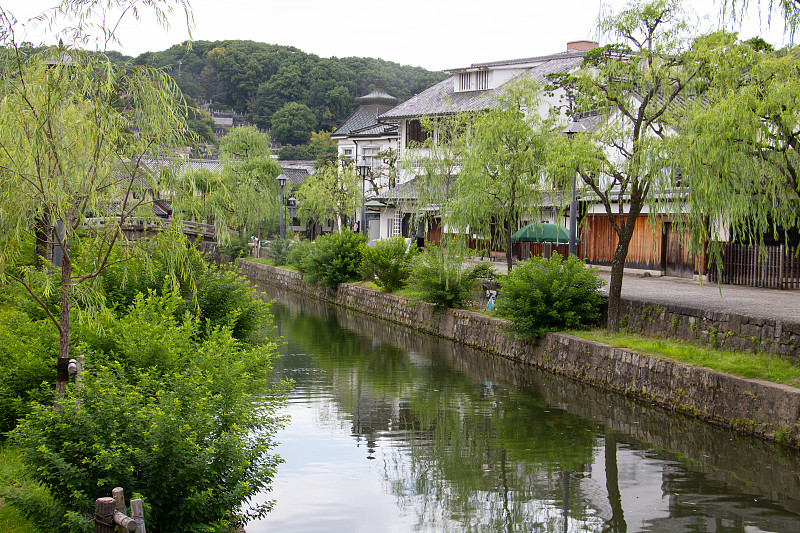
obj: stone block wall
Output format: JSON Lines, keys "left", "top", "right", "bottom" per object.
{"left": 239, "top": 260, "right": 800, "bottom": 447}
{"left": 619, "top": 298, "right": 800, "bottom": 363}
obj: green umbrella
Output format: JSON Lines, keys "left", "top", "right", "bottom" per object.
{"left": 511, "top": 223, "right": 575, "bottom": 243}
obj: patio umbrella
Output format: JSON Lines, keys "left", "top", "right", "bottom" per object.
{"left": 511, "top": 223, "right": 575, "bottom": 243}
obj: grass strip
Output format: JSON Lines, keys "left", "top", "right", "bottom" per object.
{"left": 0, "top": 446, "right": 40, "bottom": 533}
{"left": 571, "top": 330, "right": 800, "bottom": 388}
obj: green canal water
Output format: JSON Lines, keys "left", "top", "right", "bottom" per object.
{"left": 248, "top": 285, "right": 800, "bottom": 533}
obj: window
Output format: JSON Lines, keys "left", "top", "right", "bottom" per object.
{"left": 342, "top": 147, "right": 353, "bottom": 160}
{"left": 363, "top": 146, "right": 380, "bottom": 170}
{"left": 406, "top": 120, "right": 431, "bottom": 145}
{"left": 476, "top": 70, "right": 489, "bottom": 90}
{"left": 459, "top": 72, "right": 471, "bottom": 91}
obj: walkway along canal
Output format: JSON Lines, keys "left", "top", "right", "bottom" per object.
{"left": 248, "top": 284, "right": 800, "bottom": 532}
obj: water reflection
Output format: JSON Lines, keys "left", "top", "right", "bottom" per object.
{"left": 250, "top": 284, "right": 800, "bottom": 533}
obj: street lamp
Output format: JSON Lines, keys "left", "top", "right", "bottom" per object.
{"left": 276, "top": 173, "right": 287, "bottom": 239}
{"left": 356, "top": 157, "right": 370, "bottom": 236}
{"left": 562, "top": 119, "right": 586, "bottom": 257}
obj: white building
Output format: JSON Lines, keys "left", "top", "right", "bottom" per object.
{"left": 373, "top": 41, "right": 598, "bottom": 242}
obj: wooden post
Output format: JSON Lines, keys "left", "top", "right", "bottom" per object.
{"left": 113, "top": 511, "right": 138, "bottom": 531}
{"left": 130, "top": 499, "right": 146, "bottom": 533}
{"left": 95, "top": 497, "right": 116, "bottom": 533}
{"left": 112, "top": 487, "right": 126, "bottom": 533}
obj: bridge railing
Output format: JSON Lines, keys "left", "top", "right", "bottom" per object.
{"left": 85, "top": 217, "right": 216, "bottom": 238}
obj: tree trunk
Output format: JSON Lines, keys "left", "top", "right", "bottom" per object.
{"left": 607, "top": 225, "right": 633, "bottom": 333}
{"left": 55, "top": 217, "right": 73, "bottom": 399}
{"left": 505, "top": 221, "right": 514, "bottom": 272}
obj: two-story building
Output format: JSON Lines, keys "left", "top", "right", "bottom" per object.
{"left": 373, "top": 41, "right": 599, "bottom": 243}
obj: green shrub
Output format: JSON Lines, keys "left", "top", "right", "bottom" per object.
{"left": 269, "top": 237, "right": 292, "bottom": 266}
{"left": 194, "top": 264, "right": 270, "bottom": 342}
{"left": 287, "top": 238, "right": 315, "bottom": 274}
{"left": 222, "top": 231, "right": 251, "bottom": 259}
{"left": 12, "top": 290, "right": 287, "bottom": 533}
{"left": 361, "top": 236, "right": 417, "bottom": 292}
{"left": 408, "top": 244, "right": 488, "bottom": 308}
{"left": 0, "top": 308, "right": 57, "bottom": 437}
{"left": 495, "top": 253, "right": 603, "bottom": 339}
{"left": 101, "top": 235, "right": 268, "bottom": 343}
{"left": 304, "top": 230, "right": 366, "bottom": 290}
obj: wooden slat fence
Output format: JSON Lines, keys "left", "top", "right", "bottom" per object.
{"left": 518, "top": 242, "right": 570, "bottom": 261}
{"left": 708, "top": 243, "right": 800, "bottom": 289}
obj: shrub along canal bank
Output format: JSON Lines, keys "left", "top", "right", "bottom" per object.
{"left": 240, "top": 260, "right": 800, "bottom": 448}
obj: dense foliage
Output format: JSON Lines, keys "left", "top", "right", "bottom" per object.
{"left": 287, "top": 238, "right": 316, "bottom": 274}
{"left": 268, "top": 237, "right": 293, "bottom": 266}
{"left": 128, "top": 40, "right": 447, "bottom": 133}
{"left": 0, "top": 233, "right": 285, "bottom": 532}
{"left": 303, "top": 230, "right": 366, "bottom": 290}
{"left": 0, "top": 306, "right": 57, "bottom": 436}
{"left": 408, "top": 245, "right": 495, "bottom": 308}
{"left": 11, "top": 290, "right": 285, "bottom": 533}
{"left": 361, "top": 236, "right": 417, "bottom": 292}
{"left": 495, "top": 253, "right": 604, "bottom": 339}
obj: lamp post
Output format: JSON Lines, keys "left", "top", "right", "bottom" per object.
{"left": 276, "top": 173, "right": 287, "bottom": 239}
{"left": 356, "top": 157, "right": 370, "bottom": 236}
{"left": 562, "top": 119, "right": 586, "bottom": 257}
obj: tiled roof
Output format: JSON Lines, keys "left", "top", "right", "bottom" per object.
{"left": 279, "top": 161, "right": 316, "bottom": 184}
{"left": 348, "top": 122, "right": 398, "bottom": 137}
{"left": 358, "top": 87, "right": 398, "bottom": 106}
{"left": 379, "top": 53, "right": 585, "bottom": 120}
{"left": 450, "top": 50, "right": 584, "bottom": 71}
{"left": 332, "top": 103, "right": 398, "bottom": 137}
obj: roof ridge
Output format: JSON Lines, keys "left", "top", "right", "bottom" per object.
{"left": 447, "top": 50, "right": 585, "bottom": 71}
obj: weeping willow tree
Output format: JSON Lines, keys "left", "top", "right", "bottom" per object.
{"left": 722, "top": 0, "right": 800, "bottom": 36}
{"left": 296, "top": 161, "right": 361, "bottom": 234}
{"left": 671, "top": 33, "right": 800, "bottom": 272}
{"left": 215, "top": 125, "right": 282, "bottom": 239}
{"left": 547, "top": 0, "right": 702, "bottom": 332}
{"left": 0, "top": 0, "right": 194, "bottom": 397}
{"left": 449, "top": 77, "right": 557, "bottom": 272}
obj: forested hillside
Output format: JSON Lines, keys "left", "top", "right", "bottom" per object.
{"left": 127, "top": 40, "right": 448, "bottom": 142}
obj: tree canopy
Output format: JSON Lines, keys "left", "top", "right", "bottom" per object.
{"left": 449, "top": 77, "right": 556, "bottom": 272}
{"left": 547, "top": 0, "right": 701, "bottom": 331}
{"left": 128, "top": 39, "right": 448, "bottom": 133}
{"left": 672, "top": 33, "right": 800, "bottom": 259}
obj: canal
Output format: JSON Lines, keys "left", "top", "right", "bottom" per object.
{"left": 248, "top": 285, "right": 800, "bottom": 533}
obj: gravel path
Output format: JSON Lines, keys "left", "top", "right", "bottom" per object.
{"left": 470, "top": 258, "right": 800, "bottom": 323}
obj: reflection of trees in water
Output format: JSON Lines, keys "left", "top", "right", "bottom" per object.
{"left": 268, "top": 290, "right": 608, "bottom": 531}
{"left": 261, "top": 285, "right": 800, "bottom": 532}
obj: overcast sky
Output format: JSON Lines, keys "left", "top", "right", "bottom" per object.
{"left": 2, "top": 0, "right": 792, "bottom": 71}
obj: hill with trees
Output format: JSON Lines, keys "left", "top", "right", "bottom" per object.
{"left": 126, "top": 40, "right": 448, "bottom": 144}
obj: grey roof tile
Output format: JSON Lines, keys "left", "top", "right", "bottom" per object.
{"left": 379, "top": 53, "right": 585, "bottom": 120}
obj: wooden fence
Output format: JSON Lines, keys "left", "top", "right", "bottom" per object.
{"left": 708, "top": 243, "right": 800, "bottom": 289}
{"left": 517, "top": 242, "right": 570, "bottom": 261}
{"left": 94, "top": 487, "right": 145, "bottom": 532}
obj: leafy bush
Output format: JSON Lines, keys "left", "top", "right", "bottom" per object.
{"left": 222, "top": 231, "right": 251, "bottom": 259}
{"left": 361, "top": 236, "right": 417, "bottom": 292}
{"left": 304, "top": 230, "right": 366, "bottom": 290}
{"left": 408, "top": 244, "right": 489, "bottom": 308}
{"left": 12, "top": 290, "right": 287, "bottom": 533}
{"left": 495, "top": 253, "right": 604, "bottom": 339}
{"left": 269, "top": 237, "right": 292, "bottom": 266}
{"left": 287, "top": 238, "right": 315, "bottom": 274}
{"left": 101, "top": 235, "right": 268, "bottom": 343}
{"left": 0, "top": 308, "right": 57, "bottom": 437}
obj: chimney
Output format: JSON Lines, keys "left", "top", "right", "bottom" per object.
{"left": 567, "top": 40, "right": 599, "bottom": 52}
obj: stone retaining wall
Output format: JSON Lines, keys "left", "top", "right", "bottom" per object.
{"left": 620, "top": 298, "right": 800, "bottom": 363}
{"left": 239, "top": 260, "right": 800, "bottom": 447}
